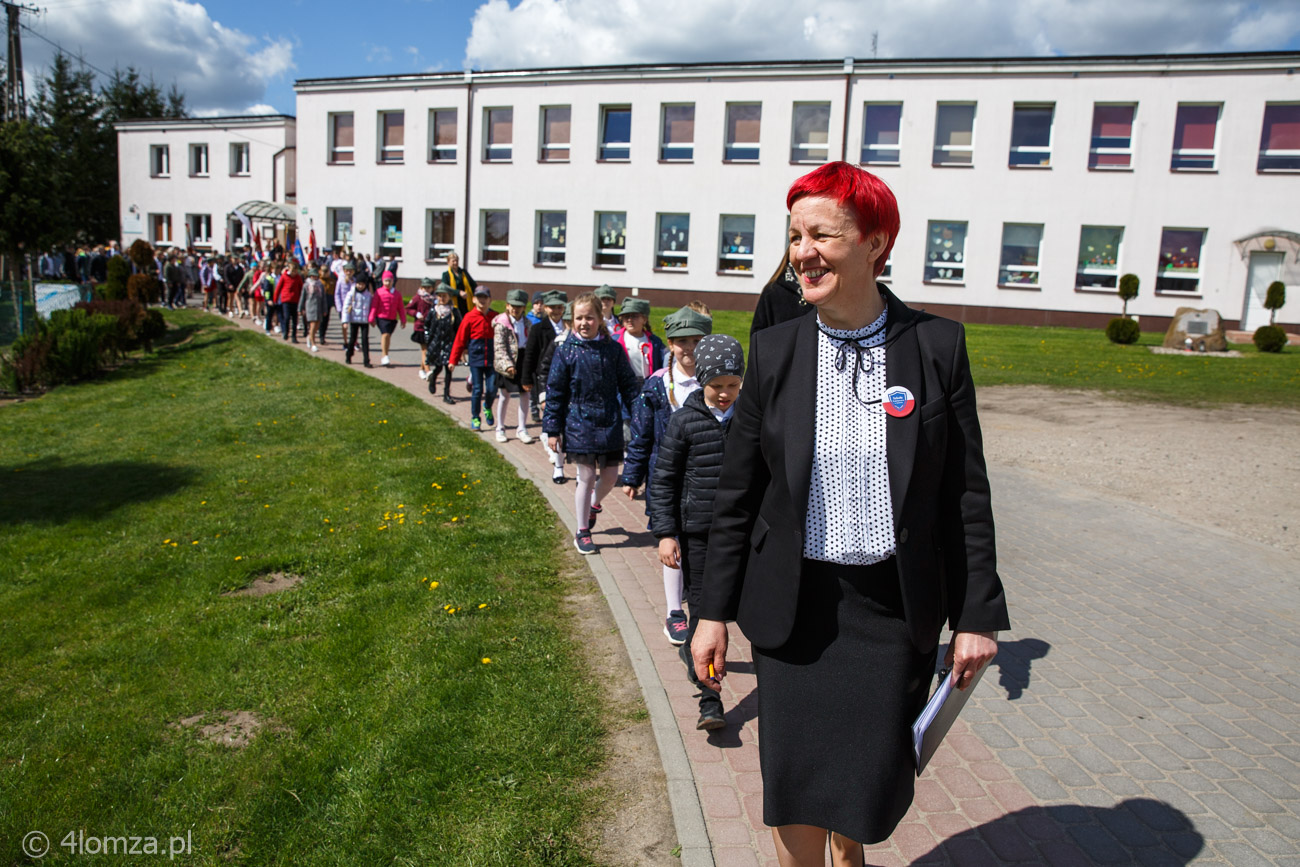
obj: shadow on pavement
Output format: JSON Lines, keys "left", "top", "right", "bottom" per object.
{"left": 0, "top": 457, "right": 197, "bottom": 525}
{"left": 909, "top": 798, "right": 1203, "bottom": 865}
{"left": 992, "top": 637, "right": 1051, "bottom": 700}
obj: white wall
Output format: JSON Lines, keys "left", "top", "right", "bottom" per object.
{"left": 289, "top": 57, "right": 1300, "bottom": 326}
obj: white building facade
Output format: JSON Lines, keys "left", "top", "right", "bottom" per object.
{"left": 122, "top": 54, "right": 1300, "bottom": 329}
{"left": 116, "top": 115, "right": 297, "bottom": 255}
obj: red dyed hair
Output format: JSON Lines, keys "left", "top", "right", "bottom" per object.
{"left": 786, "top": 161, "right": 900, "bottom": 278}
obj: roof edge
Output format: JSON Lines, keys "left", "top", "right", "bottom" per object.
{"left": 114, "top": 114, "right": 296, "bottom": 128}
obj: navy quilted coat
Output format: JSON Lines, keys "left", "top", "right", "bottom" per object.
{"left": 543, "top": 335, "right": 641, "bottom": 455}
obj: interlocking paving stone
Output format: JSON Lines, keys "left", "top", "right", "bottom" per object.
{"left": 257, "top": 322, "right": 1300, "bottom": 865}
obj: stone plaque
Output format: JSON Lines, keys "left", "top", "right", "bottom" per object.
{"left": 1162, "top": 307, "right": 1227, "bottom": 351}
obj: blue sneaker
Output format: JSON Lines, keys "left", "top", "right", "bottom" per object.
{"left": 664, "top": 610, "right": 688, "bottom": 646}
{"left": 471, "top": 417, "right": 482, "bottom": 431}
{"left": 484, "top": 408, "right": 495, "bottom": 426}
{"left": 574, "top": 530, "right": 596, "bottom": 555}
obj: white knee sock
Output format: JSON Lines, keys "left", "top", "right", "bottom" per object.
{"left": 664, "top": 565, "right": 684, "bottom": 615}
{"left": 494, "top": 392, "right": 508, "bottom": 431}
{"left": 575, "top": 464, "right": 598, "bottom": 530}
{"left": 516, "top": 392, "right": 530, "bottom": 433}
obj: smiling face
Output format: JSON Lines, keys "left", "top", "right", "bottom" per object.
{"left": 382, "top": 275, "right": 393, "bottom": 290}
{"left": 545, "top": 303, "right": 565, "bottom": 322}
{"left": 619, "top": 313, "right": 646, "bottom": 336}
{"left": 668, "top": 335, "right": 701, "bottom": 372}
{"left": 445, "top": 252, "right": 460, "bottom": 271}
{"left": 788, "top": 195, "right": 888, "bottom": 328}
{"left": 703, "top": 375, "right": 742, "bottom": 412}
{"left": 473, "top": 294, "right": 491, "bottom": 313}
{"left": 572, "top": 300, "right": 601, "bottom": 340}
{"left": 507, "top": 303, "right": 525, "bottom": 319}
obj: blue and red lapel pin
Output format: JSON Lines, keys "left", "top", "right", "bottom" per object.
{"left": 881, "top": 385, "right": 915, "bottom": 418}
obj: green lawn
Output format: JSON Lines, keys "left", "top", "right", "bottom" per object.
{"left": 0, "top": 311, "right": 608, "bottom": 865}
{"left": 648, "top": 306, "right": 1300, "bottom": 407}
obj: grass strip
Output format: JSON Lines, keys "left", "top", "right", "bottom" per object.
{"left": 0, "top": 310, "right": 606, "bottom": 865}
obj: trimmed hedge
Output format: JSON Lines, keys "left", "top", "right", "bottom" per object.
{"left": 1253, "top": 325, "right": 1288, "bottom": 353}
{"left": 1106, "top": 317, "right": 1140, "bottom": 345}
{"left": 0, "top": 308, "right": 119, "bottom": 392}
{"left": 75, "top": 299, "right": 166, "bottom": 352}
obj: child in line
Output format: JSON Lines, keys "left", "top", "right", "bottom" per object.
{"left": 614, "top": 298, "right": 667, "bottom": 384}
{"left": 544, "top": 292, "right": 641, "bottom": 555}
{"left": 333, "top": 262, "right": 356, "bottom": 340}
{"left": 423, "top": 283, "right": 462, "bottom": 404}
{"left": 298, "top": 266, "right": 327, "bottom": 352}
{"left": 529, "top": 296, "right": 570, "bottom": 483}
{"left": 621, "top": 307, "right": 713, "bottom": 644}
{"left": 407, "top": 277, "right": 437, "bottom": 380}
{"left": 492, "top": 288, "right": 535, "bottom": 443}
{"left": 595, "top": 284, "right": 620, "bottom": 334}
{"left": 341, "top": 274, "right": 375, "bottom": 367}
{"left": 649, "top": 333, "right": 745, "bottom": 731}
{"left": 449, "top": 286, "right": 499, "bottom": 432}
{"left": 369, "top": 271, "right": 406, "bottom": 367}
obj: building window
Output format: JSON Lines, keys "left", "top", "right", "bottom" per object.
{"left": 998, "top": 223, "right": 1043, "bottom": 287}
{"left": 229, "top": 142, "right": 250, "bottom": 176}
{"left": 725, "top": 103, "right": 761, "bottom": 162}
{"left": 536, "top": 211, "right": 567, "bottom": 266}
{"left": 485, "top": 108, "right": 513, "bottom": 162}
{"left": 328, "top": 207, "right": 353, "bottom": 249}
{"left": 426, "top": 209, "right": 455, "bottom": 261}
{"left": 329, "top": 113, "right": 354, "bottom": 164}
{"left": 481, "top": 210, "right": 509, "bottom": 263}
{"left": 1171, "top": 104, "right": 1220, "bottom": 171}
{"left": 595, "top": 212, "right": 627, "bottom": 267}
{"left": 1009, "top": 104, "right": 1053, "bottom": 167}
{"left": 1156, "top": 228, "right": 1206, "bottom": 293}
{"left": 377, "top": 209, "right": 403, "bottom": 255}
{"left": 541, "top": 106, "right": 571, "bottom": 162}
{"left": 924, "top": 220, "right": 967, "bottom": 283}
{"left": 229, "top": 216, "right": 247, "bottom": 248}
{"left": 189, "top": 143, "right": 209, "bottom": 176}
{"left": 1258, "top": 103, "right": 1300, "bottom": 172}
{"left": 861, "top": 103, "right": 901, "bottom": 165}
{"left": 1076, "top": 225, "right": 1124, "bottom": 290}
{"left": 150, "top": 145, "right": 170, "bottom": 177}
{"left": 187, "top": 213, "right": 212, "bottom": 246}
{"left": 661, "top": 104, "right": 694, "bottom": 161}
{"left": 150, "top": 213, "right": 172, "bottom": 245}
{"left": 430, "top": 109, "right": 457, "bottom": 162}
{"left": 718, "top": 215, "right": 755, "bottom": 274}
{"left": 1089, "top": 104, "right": 1136, "bottom": 170}
{"left": 379, "top": 111, "right": 405, "bottom": 163}
{"left": 791, "top": 103, "right": 830, "bottom": 163}
{"left": 933, "top": 103, "right": 975, "bottom": 166}
{"left": 656, "top": 214, "right": 690, "bottom": 269}
{"left": 600, "top": 106, "right": 631, "bottom": 161}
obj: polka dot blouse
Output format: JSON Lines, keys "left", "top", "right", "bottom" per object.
{"left": 803, "top": 308, "right": 896, "bottom": 565}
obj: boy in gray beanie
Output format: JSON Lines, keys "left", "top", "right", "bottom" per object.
{"left": 648, "top": 332, "right": 745, "bottom": 731}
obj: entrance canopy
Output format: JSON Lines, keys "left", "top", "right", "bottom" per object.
{"left": 231, "top": 201, "right": 297, "bottom": 225}
{"left": 1233, "top": 229, "right": 1300, "bottom": 262}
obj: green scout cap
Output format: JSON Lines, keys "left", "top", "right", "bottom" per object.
{"left": 420, "top": 276, "right": 436, "bottom": 288}
{"left": 618, "top": 298, "right": 651, "bottom": 317}
{"left": 594, "top": 284, "right": 617, "bottom": 301}
{"left": 544, "top": 290, "right": 568, "bottom": 306}
{"left": 663, "top": 307, "right": 713, "bottom": 339}
{"left": 506, "top": 288, "right": 529, "bottom": 306}
{"left": 562, "top": 302, "right": 573, "bottom": 321}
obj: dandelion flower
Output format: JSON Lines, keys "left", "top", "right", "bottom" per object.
{"left": 478, "top": 603, "right": 488, "bottom": 609}
{"left": 235, "top": 556, "right": 243, "bottom": 561}
{"left": 192, "top": 541, "right": 199, "bottom": 545}
{"left": 481, "top": 658, "right": 492, "bottom": 664}
{"left": 163, "top": 538, "right": 171, "bottom": 544}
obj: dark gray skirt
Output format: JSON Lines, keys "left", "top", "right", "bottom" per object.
{"left": 754, "top": 557, "right": 936, "bottom": 844}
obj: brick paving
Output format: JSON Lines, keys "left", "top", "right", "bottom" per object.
{"left": 235, "top": 312, "right": 1300, "bottom": 865}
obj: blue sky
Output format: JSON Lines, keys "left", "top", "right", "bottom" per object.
{"left": 19, "top": 0, "right": 1300, "bottom": 116}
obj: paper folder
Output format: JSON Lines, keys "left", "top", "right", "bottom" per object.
{"left": 912, "top": 662, "right": 988, "bottom": 775}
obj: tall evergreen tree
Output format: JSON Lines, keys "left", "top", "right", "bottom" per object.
{"left": 0, "top": 120, "right": 65, "bottom": 279}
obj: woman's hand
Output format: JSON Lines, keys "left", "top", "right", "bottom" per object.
{"left": 657, "top": 537, "right": 680, "bottom": 568}
{"left": 692, "top": 619, "right": 729, "bottom": 690}
{"left": 945, "top": 631, "right": 998, "bottom": 691}
{"left": 506, "top": 366, "right": 516, "bottom": 378}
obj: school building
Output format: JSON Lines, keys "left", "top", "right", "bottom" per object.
{"left": 119, "top": 52, "right": 1300, "bottom": 330}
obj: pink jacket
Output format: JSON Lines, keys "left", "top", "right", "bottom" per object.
{"left": 368, "top": 287, "right": 407, "bottom": 325}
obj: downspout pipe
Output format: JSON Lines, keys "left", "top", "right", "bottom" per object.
{"left": 463, "top": 69, "right": 474, "bottom": 261}
{"left": 840, "top": 57, "right": 853, "bottom": 162}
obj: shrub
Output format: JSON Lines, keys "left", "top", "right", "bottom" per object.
{"left": 127, "top": 273, "right": 162, "bottom": 305}
{"left": 127, "top": 239, "right": 155, "bottom": 273}
{"left": 102, "top": 256, "right": 130, "bottom": 300}
{"left": 0, "top": 308, "right": 118, "bottom": 392}
{"left": 75, "top": 299, "right": 165, "bottom": 352}
{"left": 1253, "top": 324, "right": 1288, "bottom": 353}
{"left": 1265, "top": 280, "right": 1286, "bottom": 325}
{"left": 1106, "top": 317, "right": 1140, "bottom": 345}
{"left": 1118, "top": 273, "right": 1139, "bottom": 317}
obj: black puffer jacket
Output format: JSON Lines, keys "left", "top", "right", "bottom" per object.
{"left": 648, "top": 388, "right": 731, "bottom": 537}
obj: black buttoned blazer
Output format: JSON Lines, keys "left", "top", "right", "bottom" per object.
{"left": 700, "top": 287, "right": 1010, "bottom": 653}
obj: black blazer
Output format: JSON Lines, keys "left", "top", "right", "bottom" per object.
{"left": 700, "top": 287, "right": 1009, "bottom": 653}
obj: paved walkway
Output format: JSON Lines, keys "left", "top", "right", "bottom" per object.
{"left": 233, "top": 314, "right": 1300, "bottom": 865}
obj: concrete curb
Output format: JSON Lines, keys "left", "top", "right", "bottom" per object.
{"left": 222, "top": 313, "right": 714, "bottom": 865}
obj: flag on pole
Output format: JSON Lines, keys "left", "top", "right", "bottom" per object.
{"left": 308, "top": 219, "right": 319, "bottom": 263}
{"left": 233, "top": 208, "right": 254, "bottom": 252}
{"left": 293, "top": 239, "right": 306, "bottom": 267}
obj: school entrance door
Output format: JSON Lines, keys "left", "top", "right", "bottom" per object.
{"left": 1241, "top": 252, "right": 1283, "bottom": 331}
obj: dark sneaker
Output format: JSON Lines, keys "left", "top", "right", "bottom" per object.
{"left": 679, "top": 641, "right": 701, "bottom": 686}
{"left": 442, "top": 393, "right": 454, "bottom": 405}
{"left": 697, "top": 704, "right": 726, "bottom": 731}
{"left": 574, "top": 530, "right": 596, "bottom": 555}
{"left": 664, "top": 610, "right": 688, "bottom": 646}
{"left": 484, "top": 408, "right": 495, "bottom": 426}
{"left": 588, "top": 503, "right": 603, "bottom": 528}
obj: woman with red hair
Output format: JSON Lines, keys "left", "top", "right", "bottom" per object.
{"left": 691, "top": 162, "right": 1008, "bottom": 866}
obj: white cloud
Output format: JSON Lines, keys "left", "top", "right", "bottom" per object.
{"left": 464, "top": 0, "right": 1300, "bottom": 69}
{"left": 23, "top": 0, "right": 295, "bottom": 115}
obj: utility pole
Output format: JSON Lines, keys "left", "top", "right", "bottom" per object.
{"left": 3, "top": 0, "right": 40, "bottom": 122}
